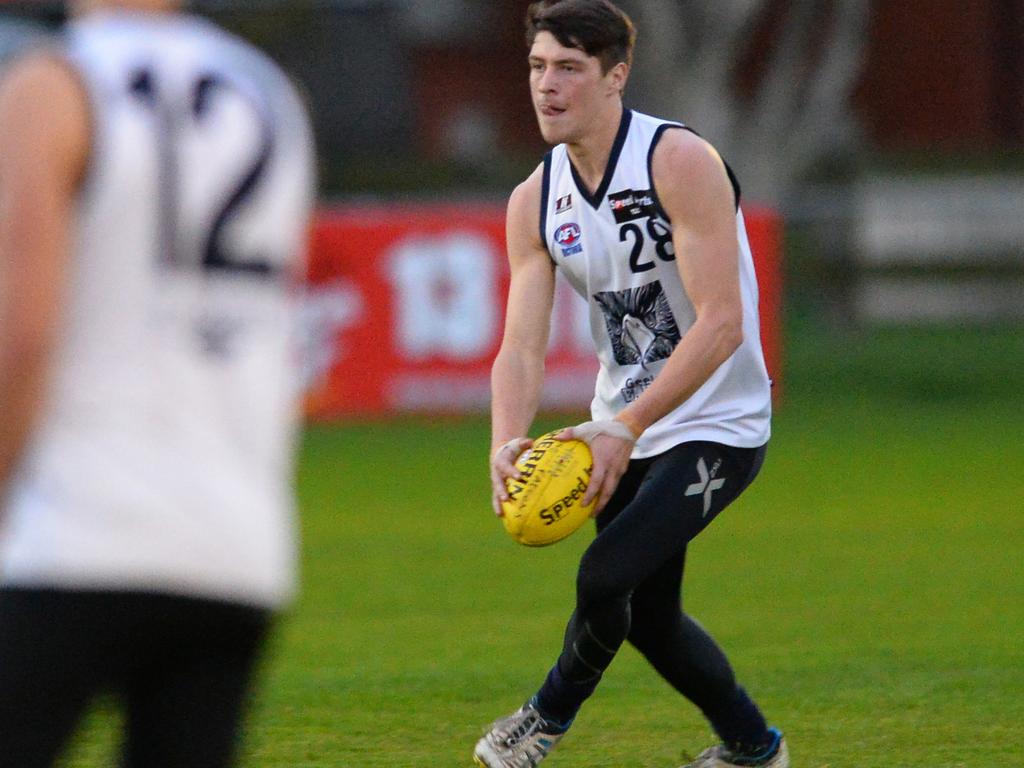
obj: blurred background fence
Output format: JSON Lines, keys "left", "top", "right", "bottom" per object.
{"left": 3, "top": 0, "right": 1022, "bottom": 415}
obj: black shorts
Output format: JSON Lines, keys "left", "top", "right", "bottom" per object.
{"left": 0, "top": 588, "right": 272, "bottom": 768}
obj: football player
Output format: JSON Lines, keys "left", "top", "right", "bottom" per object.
{"left": 479, "top": 1, "right": 787, "bottom": 767}
{"left": 0, "top": 1, "right": 314, "bottom": 765}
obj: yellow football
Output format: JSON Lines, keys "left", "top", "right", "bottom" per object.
{"left": 501, "top": 431, "right": 595, "bottom": 547}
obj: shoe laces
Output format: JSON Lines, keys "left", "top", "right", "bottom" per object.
{"left": 495, "top": 708, "right": 544, "bottom": 748}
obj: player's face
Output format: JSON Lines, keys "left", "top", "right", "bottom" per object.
{"left": 528, "top": 31, "right": 625, "bottom": 145}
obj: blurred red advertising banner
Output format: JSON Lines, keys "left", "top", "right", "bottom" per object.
{"left": 303, "top": 203, "right": 781, "bottom": 419}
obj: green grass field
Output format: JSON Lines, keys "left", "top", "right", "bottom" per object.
{"left": 61, "top": 324, "right": 1023, "bottom": 767}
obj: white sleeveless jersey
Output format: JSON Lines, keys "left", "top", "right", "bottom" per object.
{"left": 541, "top": 110, "right": 771, "bottom": 458}
{"left": 0, "top": 12, "right": 315, "bottom": 607}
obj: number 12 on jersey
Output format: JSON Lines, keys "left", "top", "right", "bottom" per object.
{"left": 129, "top": 68, "right": 279, "bottom": 277}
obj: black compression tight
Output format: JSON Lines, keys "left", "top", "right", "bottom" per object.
{"left": 534, "top": 440, "right": 772, "bottom": 751}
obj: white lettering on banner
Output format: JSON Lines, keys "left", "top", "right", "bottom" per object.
{"left": 299, "top": 279, "right": 365, "bottom": 389}
{"left": 388, "top": 233, "right": 497, "bottom": 360}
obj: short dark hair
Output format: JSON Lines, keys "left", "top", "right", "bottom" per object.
{"left": 525, "top": 0, "right": 636, "bottom": 73}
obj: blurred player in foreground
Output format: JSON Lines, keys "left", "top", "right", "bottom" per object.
{"left": 0, "top": 1, "right": 314, "bottom": 765}
{"left": 479, "top": 1, "right": 787, "bottom": 766}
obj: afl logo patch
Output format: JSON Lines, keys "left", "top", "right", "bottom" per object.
{"left": 555, "top": 222, "right": 583, "bottom": 256}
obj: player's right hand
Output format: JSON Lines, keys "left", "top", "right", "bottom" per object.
{"left": 490, "top": 437, "right": 533, "bottom": 517}
{"left": 555, "top": 419, "right": 638, "bottom": 515}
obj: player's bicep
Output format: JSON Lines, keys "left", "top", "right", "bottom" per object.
{"left": 500, "top": 171, "right": 556, "bottom": 358}
{"left": 652, "top": 131, "right": 741, "bottom": 318}
{"left": 502, "top": 254, "right": 556, "bottom": 356}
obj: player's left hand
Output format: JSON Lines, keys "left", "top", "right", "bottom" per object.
{"left": 556, "top": 420, "right": 637, "bottom": 515}
{"left": 490, "top": 437, "right": 534, "bottom": 517}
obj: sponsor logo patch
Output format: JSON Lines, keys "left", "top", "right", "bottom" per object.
{"left": 607, "top": 188, "right": 656, "bottom": 224}
{"left": 555, "top": 193, "right": 573, "bottom": 214}
{"left": 554, "top": 222, "right": 583, "bottom": 256}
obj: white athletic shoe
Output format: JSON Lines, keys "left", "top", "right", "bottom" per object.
{"left": 680, "top": 728, "right": 789, "bottom": 768}
{"left": 473, "top": 703, "right": 566, "bottom": 768}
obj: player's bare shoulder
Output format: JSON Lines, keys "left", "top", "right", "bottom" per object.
{"left": 505, "top": 163, "right": 549, "bottom": 263}
{"left": 0, "top": 49, "right": 73, "bottom": 97}
{"left": 0, "top": 51, "right": 90, "bottom": 178}
{"left": 507, "top": 164, "right": 545, "bottom": 231}
{"left": 650, "top": 127, "right": 724, "bottom": 181}
{"left": 650, "top": 128, "right": 734, "bottom": 222}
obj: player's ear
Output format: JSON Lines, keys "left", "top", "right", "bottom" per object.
{"left": 607, "top": 61, "right": 629, "bottom": 95}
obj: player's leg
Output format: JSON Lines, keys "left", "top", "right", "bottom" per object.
{"left": 527, "top": 458, "right": 652, "bottom": 722}
{"left": 627, "top": 551, "right": 774, "bottom": 754}
{"left": 532, "top": 441, "right": 765, "bottom": 725}
{"left": 475, "top": 440, "right": 772, "bottom": 767}
{"left": 118, "top": 594, "right": 271, "bottom": 768}
{"left": 473, "top": 460, "right": 651, "bottom": 767}
{"left": 0, "top": 588, "right": 113, "bottom": 768}
{"left": 623, "top": 443, "right": 787, "bottom": 766}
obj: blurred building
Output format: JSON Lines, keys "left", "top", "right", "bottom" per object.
{"left": 4, "top": 0, "right": 1022, "bottom": 171}
{"left": 2, "top": 0, "right": 1022, "bottom": 323}
{"left": 858, "top": 0, "right": 1024, "bottom": 149}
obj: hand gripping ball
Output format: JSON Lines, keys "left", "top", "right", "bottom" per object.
{"left": 501, "top": 431, "right": 594, "bottom": 546}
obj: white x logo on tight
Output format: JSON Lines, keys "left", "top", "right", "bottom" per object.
{"left": 684, "top": 457, "right": 725, "bottom": 517}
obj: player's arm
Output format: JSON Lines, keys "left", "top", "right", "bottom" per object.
{"left": 489, "top": 165, "right": 556, "bottom": 515}
{"left": 616, "top": 128, "right": 745, "bottom": 437}
{"left": 0, "top": 55, "right": 90, "bottom": 495}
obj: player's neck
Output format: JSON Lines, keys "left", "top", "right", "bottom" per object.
{"left": 565, "top": 103, "right": 625, "bottom": 195}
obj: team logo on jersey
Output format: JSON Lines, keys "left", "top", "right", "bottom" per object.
{"left": 593, "top": 281, "right": 681, "bottom": 373}
{"left": 554, "top": 222, "right": 583, "bottom": 256}
{"left": 607, "top": 188, "right": 656, "bottom": 224}
{"left": 555, "top": 193, "right": 573, "bottom": 214}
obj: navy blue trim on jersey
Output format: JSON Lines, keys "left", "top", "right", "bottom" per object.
{"left": 646, "top": 123, "right": 684, "bottom": 224}
{"left": 570, "top": 107, "right": 633, "bottom": 210}
{"left": 723, "top": 161, "right": 742, "bottom": 208}
{"left": 540, "top": 149, "right": 553, "bottom": 259}
{"left": 647, "top": 124, "right": 742, "bottom": 223}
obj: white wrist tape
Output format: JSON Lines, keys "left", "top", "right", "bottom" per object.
{"left": 571, "top": 419, "right": 637, "bottom": 444}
